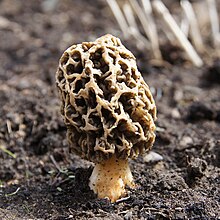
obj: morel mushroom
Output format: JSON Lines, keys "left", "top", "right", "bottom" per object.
{"left": 56, "top": 34, "right": 157, "bottom": 202}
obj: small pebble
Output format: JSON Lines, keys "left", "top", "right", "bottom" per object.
{"left": 171, "top": 108, "right": 181, "bottom": 119}
{"left": 180, "top": 136, "right": 193, "bottom": 147}
{"left": 41, "top": 0, "right": 58, "bottom": 12}
{"left": 143, "top": 151, "right": 163, "bottom": 163}
{"left": 124, "top": 211, "right": 132, "bottom": 220}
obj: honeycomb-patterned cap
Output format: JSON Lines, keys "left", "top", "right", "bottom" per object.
{"left": 56, "top": 34, "right": 157, "bottom": 163}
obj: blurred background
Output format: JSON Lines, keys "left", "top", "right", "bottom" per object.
{"left": 0, "top": 0, "right": 220, "bottom": 219}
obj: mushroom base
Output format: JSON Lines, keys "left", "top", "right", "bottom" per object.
{"left": 89, "top": 155, "right": 135, "bottom": 202}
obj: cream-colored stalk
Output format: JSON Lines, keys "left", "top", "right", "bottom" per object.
{"left": 89, "top": 155, "right": 134, "bottom": 202}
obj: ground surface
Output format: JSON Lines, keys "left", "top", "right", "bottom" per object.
{"left": 0, "top": 0, "right": 220, "bottom": 219}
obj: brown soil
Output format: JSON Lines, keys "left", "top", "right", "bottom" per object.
{"left": 0, "top": 0, "right": 219, "bottom": 219}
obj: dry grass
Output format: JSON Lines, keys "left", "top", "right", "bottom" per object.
{"left": 106, "top": 0, "right": 220, "bottom": 66}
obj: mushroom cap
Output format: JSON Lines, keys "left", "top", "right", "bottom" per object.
{"left": 56, "top": 34, "right": 156, "bottom": 163}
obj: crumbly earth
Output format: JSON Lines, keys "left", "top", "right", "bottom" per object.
{"left": 56, "top": 34, "right": 156, "bottom": 163}
{"left": 0, "top": 0, "right": 220, "bottom": 219}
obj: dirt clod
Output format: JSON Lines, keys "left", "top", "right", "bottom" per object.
{"left": 186, "top": 102, "right": 215, "bottom": 121}
{"left": 202, "top": 59, "right": 220, "bottom": 86}
{"left": 186, "top": 157, "right": 207, "bottom": 186}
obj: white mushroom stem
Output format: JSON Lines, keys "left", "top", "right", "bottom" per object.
{"left": 89, "top": 155, "right": 134, "bottom": 202}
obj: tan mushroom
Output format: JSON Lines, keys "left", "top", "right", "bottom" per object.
{"left": 56, "top": 34, "right": 157, "bottom": 202}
